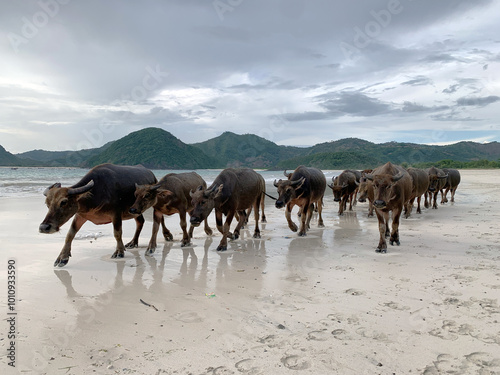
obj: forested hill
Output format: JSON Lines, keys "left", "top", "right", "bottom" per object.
{"left": 82, "top": 127, "right": 218, "bottom": 169}
{"left": 3, "top": 127, "right": 500, "bottom": 169}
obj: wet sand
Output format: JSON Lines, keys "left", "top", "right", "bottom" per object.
{"left": 1, "top": 170, "right": 499, "bottom": 374}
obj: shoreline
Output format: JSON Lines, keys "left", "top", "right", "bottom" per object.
{"left": 0, "top": 170, "right": 499, "bottom": 374}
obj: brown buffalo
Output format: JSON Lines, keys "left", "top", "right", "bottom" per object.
{"left": 441, "top": 168, "right": 461, "bottom": 203}
{"left": 404, "top": 167, "right": 430, "bottom": 218}
{"left": 357, "top": 173, "right": 374, "bottom": 217}
{"left": 365, "top": 162, "right": 412, "bottom": 253}
{"left": 129, "top": 172, "right": 213, "bottom": 252}
{"left": 190, "top": 168, "right": 264, "bottom": 251}
{"left": 274, "top": 166, "right": 326, "bottom": 236}
{"left": 328, "top": 170, "right": 360, "bottom": 215}
{"left": 425, "top": 166, "right": 448, "bottom": 209}
{"left": 39, "top": 163, "right": 157, "bottom": 266}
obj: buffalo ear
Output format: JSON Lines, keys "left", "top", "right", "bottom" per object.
{"left": 213, "top": 184, "right": 224, "bottom": 199}
{"left": 43, "top": 182, "right": 61, "bottom": 196}
{"left": 158, "top": 189, "right": 174, "bottom": 199}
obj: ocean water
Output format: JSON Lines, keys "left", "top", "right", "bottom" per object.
{"left": 0, "top": 167, "right": 341, "bottom": 198}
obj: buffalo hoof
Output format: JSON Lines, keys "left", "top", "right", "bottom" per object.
{"left": 298, "top": 231, "right": 307, "bottom": 237}
{"left": 111, "top": 251, "right": 125, "bottom": 259}
{"left": 318, "top": 222, "right": 325, "bottom": 228}
{"left": 54, "top": 258, "right": 69, "bottom": 267}
{"left": 261, "top": 217, "right": 267, "bottom": 223}
{"left": 164, "top": 232, "right": 174, "bottom": 241}
{"left": 125, "top": 241, "right": 138, "bottom": 248}
{"left": 289, "top": 223, "right": 298, "bottom": 232}
{"left": 181, "top": 241, "right": 192, "bottom": 248}
{"left": 390, "top": 239, "right": 400, "bottom": 246}
{"left": 253, "top": 232, "right": 261, "bottom": 239}
{"left": 145, "top": 247, "right": 156, "bottom": 255}
{"left": 205, "top": 228, "right": 213, "bottom": 236}
{"left": 376, "top": 248, "right": 387, "bottom": 254}
{"left": 217, "top": 245, "right": 227, "bottom": 251}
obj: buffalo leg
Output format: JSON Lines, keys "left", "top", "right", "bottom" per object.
{"left": 233, "top": 210, "right": 247, "bottom": 240}
{"left": 389, "top": 207, "right": 402, "bottom": 247}
{"left": 432, "top": 191, "right": 439, "bottom": 209}
{"left": 178, "top": 209, "right": 191, "bottom": 247}
{"left": 285, "top": 202, "right": 298, "bottom": 233}
{"left": 302, "top": 202, "right": 314, "bottom": 235}
{"left": 298, "top": 200, "right": 310, "bottom": 236}
{"left": 54, "top": 214, "right": 87, "bottom": 267}
{"left": 253, "top": 200, "right": 261, "bottom": 238}
{"left": 260, "top": 195, "right": 267, "bottom": 223}
{"left": 217, "top": 212, "right": 235, "bottom": 251}
{"left": 203, "top": 218, "right": 213, "bottom": 236}
{"left": 368, "top": 200, "right": 374, "bottom": 217}
{"left": 215, "top": 211, "right": 224, "bottom": 235}
{"left": 111, "top": 215, "right": 126, "bottom": 259}
{"left": 450, "top": 187, "right": 457, "bottom": 202}
{"left": 375, "top": 210, "right": 389, "bottom": 253}
{"left": 317, "top": 198, "right": 324, "bottom": 227}
{"left": 146, "top": 209, "right": 164, "bottom": 254}
{"left": 416, "top": 196, "right": 422, "bottom": 214}
{"left": 424, "top": 192, "right": 430, "bottom": 209}
{"left": 124, "top": 214, "right": 144, "bottom": 248}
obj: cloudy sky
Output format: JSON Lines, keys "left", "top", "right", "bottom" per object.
{"left": 1, "top": 0, "right": 499, "bottom": 153}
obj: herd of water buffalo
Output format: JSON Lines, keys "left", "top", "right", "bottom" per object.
{"left": 38, "top": 162, "right": 460, "bottom": 267}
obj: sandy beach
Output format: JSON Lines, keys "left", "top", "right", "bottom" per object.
{"left": 1, "top": 169, "right": 500, "bottom": 374}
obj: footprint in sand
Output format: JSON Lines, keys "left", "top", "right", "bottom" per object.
{"left": 209, "top": 366, "right": 235, "bottom": 375}
{"left": 344, "top": 288, "right": 365, "bottom": 296}
{"left": 331, "top": 329, "right": 352, "bottom": 341}
{"left": 422, "top": 354, "right": 460, "bottom": 374}
{"left": 355, "top": 327, "right": 389, "bottom": 342}
{"left": 234, "top": 359, "right": 263, "bottom": 375}
{"left": 464, "top": 352, "right": 500, "bottom": 368}
{"left": 381, "top": 301, "right": 410, "bottom": 311}
{"left": 280, "top": 355, "right": 311, "bottom": 370}
{"left": 327, "top": 313, "right": 359, "bottom": 325}
{"left": 173, "top": 311, "right": 203, "bottom": 323}
{"left": 307, "top": 329, "right": 329, "bottom": 341}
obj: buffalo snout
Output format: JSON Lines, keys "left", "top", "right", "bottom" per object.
{"left": 428, "top": 187, "right": 435, "bottom": 192}
{"left": 129, "top": 207, "right": 140, "bottom": 215}
{"left": 373, "top": 200, "right": 386, "bottom": 209}
{"left": 358, "top": 197, "right": 366, "bottom": 203}
{"left": 190, "top": 216, "right": 201, "bottom": 227}
{"left": 39, "top": 223, "right": 56, "bottom": 234}
{"left": 334, "top": 197, "right": 341, "bottom": 202}
{"left": 275, "top": 200, "right": 285, "bottom": 209}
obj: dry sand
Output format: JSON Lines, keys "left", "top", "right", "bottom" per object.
{"left": 1, "top": 169, "right": 499, "bottom": 374}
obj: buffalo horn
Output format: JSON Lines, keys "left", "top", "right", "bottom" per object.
{"left": 150, "top": 184, "right": 161, "bottom": 191}
{"left": 365, "top": 174, "right": 374, "bottom": 181}
{"left": 439, "top": 174, "right": 449, "bottom": 179}
{"left": 67, "top": 180, "right": 94, "bottom": 196}
{"left": 43, "top": 182, "right": 61, "bottom": 196}
{"left": 327, "top": 183, "right": 334, "bottom": 190}
{"left": 273, "top": 179, "right": 281, "bottom": 187}
{"left": 290, "top": 177, "right": 305, "bottom": 187}
{"left": 392, "top": 173, "right": 404, "bottom": 182}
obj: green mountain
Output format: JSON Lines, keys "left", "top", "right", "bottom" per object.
{"left": 192, "top": 131, "right": 306, "bottom": 168}
{"left": 0, "top": 145, "right": 36, "bottom": 167}
{"left": 3, "top": 128, "right": 500, "bottom": 169}
{"left": 17, "top": 142, "right": 114, "bottom": 167}
{"left": 83, "top": 128, "right": 217, "bottom": 169}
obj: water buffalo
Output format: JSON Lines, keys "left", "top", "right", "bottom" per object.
{"left": 328, "top": 170, "right": 360, "bottom": 215}
{"left": 441, "top": 168, "right": 461, "bottom": 203}
{"left": 404, "top": 167, "right": 430, "bottom": 218}
{"left": 365, "top": 162, "right": 412, "bottom": 253}
{"left": 39, "top": 163, "right": 157, "bottom": 267}
{"left": 425, "top": 166, "right": 448, "bottom": 209}
{"left": 190, "top": 168, "right": 264, "bottom": 251}
{"left": 357, "top": 173, "right": 374, "bottom": 217}
{"left": 274, "top": 166, "right": 326, "bottom": 236}
{"left": 129, "top": 172, "right": 213, "bottom": 252}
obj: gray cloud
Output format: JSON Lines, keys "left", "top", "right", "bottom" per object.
{"left": 456, "top": 95, "right": 500, "bottom": 106}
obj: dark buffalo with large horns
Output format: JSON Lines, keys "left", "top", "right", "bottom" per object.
{"left": 39, "top": 163, "right": 157, "bottom": 267}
